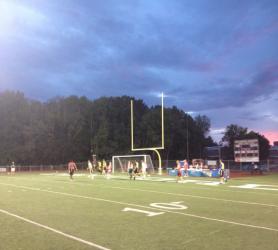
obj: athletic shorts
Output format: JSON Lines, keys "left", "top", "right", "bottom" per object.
{"left": 220, "top": 170, "right": 224, "bottom": 177}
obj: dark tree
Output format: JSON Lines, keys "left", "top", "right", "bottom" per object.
{"left": 0, "top": 90, "right": 221, "bottom": 165}
{"left": 221, "top": 124, "right": 270, "bottom": 160}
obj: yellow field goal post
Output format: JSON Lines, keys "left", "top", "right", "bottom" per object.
{"left": 130, "top": 93, "right": 165, "bottom": 175}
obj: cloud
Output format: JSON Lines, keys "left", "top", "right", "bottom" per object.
{"left": 0, "top": 0, "right": 277, "bottom": 139}
{"left": 243, "top": 62, "right": 278, "bottom": 99}
{"left": 263, "top": 131, "right": 278, "bottom": 144}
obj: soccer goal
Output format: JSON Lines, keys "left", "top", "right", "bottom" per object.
{"left": 112, "top": 154, "right": 154, "bottom": 174}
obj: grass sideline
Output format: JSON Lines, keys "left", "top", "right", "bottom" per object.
{"left": 0, "top": 173, "right": 278, "bottom": 250}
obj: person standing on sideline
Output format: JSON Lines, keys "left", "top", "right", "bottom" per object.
{"left": 183, "top": 159, "right": 189, "bottom": 177}
{"left": 11, "top": 162, "right": 16, "bottom": 174}
{"left": 219, "top": 159, "right": 225, "bottom": 184}
{"left": 68, "top": 160, "right": 77, "bottom": 180}
{"left": 87, "top": 159, "right": 94, "bottom": 179}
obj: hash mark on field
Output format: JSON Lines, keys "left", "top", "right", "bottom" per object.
{"left": 183, "top": 230, "right": 220, "bottom": 247}
{"left": 1, "top": 182, "right": 278, "bottom": 233}
{"left": 183, "top": 237, "right": 197, "bottom": 245}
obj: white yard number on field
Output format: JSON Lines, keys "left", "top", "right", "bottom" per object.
{"left": 150, "top": 201, "right": 187, "bottom": 210}
{"left": 122, "top": 207, "right": 164, "bottom": 217}
{"left": 122, "top": 202, "right": 188, "bottom": 217}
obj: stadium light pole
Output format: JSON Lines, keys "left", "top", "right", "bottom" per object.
{"left": 186, "top": 114, "right": 189, "bottom": 160}
{"left": 185, "top": 111, "right": 194, "bottom": 160}
{"left": 90, "top": 115, "right": 93, "bottom": 156}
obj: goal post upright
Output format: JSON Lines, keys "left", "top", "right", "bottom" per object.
{"left": 130, "top": 93, "right": 165, "bottom": 175}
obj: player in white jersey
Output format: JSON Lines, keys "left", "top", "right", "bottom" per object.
{"left": 106, "top": 161, "right": 112, "bottom": 179}
{"left": 141, "top": 160, "right": 147, "bottom": 179}
{"left": 88, "top": 159, "right": 94, "bottom": 179}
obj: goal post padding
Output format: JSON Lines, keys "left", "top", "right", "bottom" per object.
{"left": 112, "top": 155, "right": 154, "bottom": 174}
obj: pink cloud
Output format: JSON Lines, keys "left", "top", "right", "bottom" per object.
{"left": 261, "top": 130, "right": 278, "bottom": 145}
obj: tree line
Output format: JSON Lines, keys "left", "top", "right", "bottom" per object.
{"left": 220, "top": 124, "right": 270, "bottom": 160}
{"left": 0, "top": 91, "right": 270, "bottom": 165}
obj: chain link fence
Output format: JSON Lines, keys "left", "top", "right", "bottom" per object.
{"left": 0, "top": 161, "right": 88, "bottom": 173}
{"left": 1, "top": 159, "right": 277, "bottom": 174}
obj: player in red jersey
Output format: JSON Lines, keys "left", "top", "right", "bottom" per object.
{"left": 68, "top": 160, "right": 77, "bottom": 180}
{"left": 176, "top": 160, "right": 182, "bottom": 182}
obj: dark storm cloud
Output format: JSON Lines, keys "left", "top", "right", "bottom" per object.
{"left": 0, "top": 0, "right": 278, "bottom": 141}
{"left": 243, "top": 63, "right": 278, "bottom": 100}
{"left": 237, "top": 112, "right": 273, "bottom": 121}
{"left": 181, "top": 63, "right": 278, "bottom": 111}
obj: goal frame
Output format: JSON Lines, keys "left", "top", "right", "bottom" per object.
{"left": 112, "top": 154, "right": 153, "bottom": 174}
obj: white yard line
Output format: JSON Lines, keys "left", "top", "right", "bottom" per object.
{"left": 6, "top": 175, "right": 278, "bottom": 196}
{"left": 4, "top": 177, "right": 278, "bottom": 208}
{"left": 0, "top": 208, "right": 111, "bottom": 250}
{"left": 1, "top": 182, "right": 278, "bottom": 233}
{"left": 109, "top": 186, "right": 278, "bottom": 208}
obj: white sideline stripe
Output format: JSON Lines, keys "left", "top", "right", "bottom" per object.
{"left": 23, "top": 177, "right": 278, "bottom": 208}
{"left": 0, "top": 208, "right": 110, "bottom": 250}
{"left": 109, "top": 186, "right": 278, "bottom": 209}
{"left": 5, "top": 177, "right": 278, "bottom": 208}
{"left": 231, "top": 186, "right": 278, "bottom": 191}
{"left": 7, "top": 175, "right": 278, "bottom": 196}
{"left": 4, "top": 177, "right": 278, "bottom": 208}
{"left": 1, "top": 183, "right": 278, "bottom": 233}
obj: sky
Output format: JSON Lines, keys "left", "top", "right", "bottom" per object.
{"left": 0, "top": 0, "right": 277, "bottom": 144}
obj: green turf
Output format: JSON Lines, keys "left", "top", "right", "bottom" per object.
{"left": 0, "top": 173, "right": 278, "bottom": 250}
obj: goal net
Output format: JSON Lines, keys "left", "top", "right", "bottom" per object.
{"left": 112, "top": 154, "right": 155, "bottom": 174}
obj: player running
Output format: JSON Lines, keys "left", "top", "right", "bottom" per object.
{"left": 68, "top": 160, "right": 77, "bottom": 180}
{"left": 176, "top": 160, "right": 182, "bottom": 182}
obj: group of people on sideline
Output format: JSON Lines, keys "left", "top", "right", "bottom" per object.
{"left": 175, "top": 159, "right": 227, "bottom": 183}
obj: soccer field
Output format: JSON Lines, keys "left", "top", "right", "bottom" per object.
{"left": 0, "top": 173, "right": 278, "bottom": 250}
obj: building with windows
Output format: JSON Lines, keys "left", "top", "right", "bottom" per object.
{"left": 269, "top": 142, "right": 278, "bottom": 158}
{"left": 269, "top": 141, "right": 278, "bottom": 167}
